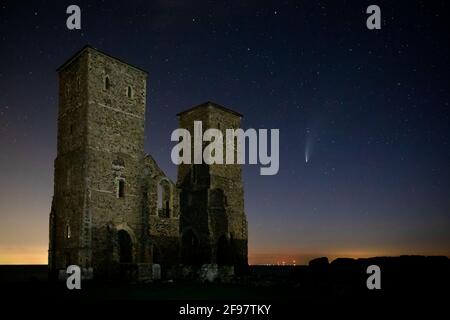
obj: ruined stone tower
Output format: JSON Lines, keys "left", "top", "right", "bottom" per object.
{"left": 177, "top": 102, "right": 248, "bottom": 273}
{"left": 49, "top": 46, "right": 148, "bottom": 277}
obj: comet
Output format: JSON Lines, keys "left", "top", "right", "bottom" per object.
{"left": 305, "top": 131, "right": 312, "bottom": 164}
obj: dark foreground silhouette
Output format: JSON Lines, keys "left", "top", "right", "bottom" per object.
{"left": 0, "top": 255, "right": 448, "bottom": 300}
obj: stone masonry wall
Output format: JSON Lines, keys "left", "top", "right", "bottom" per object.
{"left": 84, "top": 48, "right": 147, "bottom": 276}
{"left": 49, "top": 50, "right": 89, "bottom": 273}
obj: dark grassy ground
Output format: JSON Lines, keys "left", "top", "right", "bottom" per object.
{"left": 0, "top": 265, "right": 309, "bottom": 300}
{"left": 0, "top": 256, "right": 448, "bottom": 300}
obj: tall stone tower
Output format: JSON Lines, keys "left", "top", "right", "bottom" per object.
{"left": 49, "top": 46, "right": 148, "bottom": 277}
{"left": 177, "top": 102, "right": 248, "bottom": 273}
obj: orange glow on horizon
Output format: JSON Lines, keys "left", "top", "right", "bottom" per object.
{"left": 0, "top": 246, "right": 48, "bottom": 265}
{"left": 1, "top": 245, "right": 449, "bottom": 266}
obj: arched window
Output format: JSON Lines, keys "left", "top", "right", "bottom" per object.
{"left": 157, "top": 179, "right": 171, "bottom": 218}
{"left": 104, "top": 76, "right": 110, "bottom": 90}
{"left": 117, "top": 179, "right": 125, "bottom": 198}
{"left": 65, "top": 224, "right": 71, "bottom": 239}
{"left": 127, "top": 86, "right": 133, "bottom": 98}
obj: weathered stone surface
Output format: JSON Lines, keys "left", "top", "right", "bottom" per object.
{"left": 152, "top": 264, "right": 161, "bottom": 280}
{"left": 199, "top": 264, "right": 218, "bottom": 282}
{"left": 198, "top": 264, "right": 235, "bottom": 282}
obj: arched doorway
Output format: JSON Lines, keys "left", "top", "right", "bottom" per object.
{"left": 181, "top": 229, "right": 199, "bottom": 265}
{"left": 117, "top": 230, "right": 132, "bottom": 263}
{"left": 152, "top": 244, "right": 160, "bottom": 264}
{"left": 217, "top": 235, "right": 232, "bottom": 266}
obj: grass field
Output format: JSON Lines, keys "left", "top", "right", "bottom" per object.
{"left": 1, "top": 256, "right": 448, "bottom": 300}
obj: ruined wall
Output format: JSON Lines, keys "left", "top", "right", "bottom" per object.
{"left": 143, "top": 155, "right": 180, "bottom": 270}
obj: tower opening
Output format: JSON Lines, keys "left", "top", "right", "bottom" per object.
{"left": 217, "top": 235, "right": 232, "bottom": 266}
{"left": 181, "top": 229, "right": 199, "bottom": 265}
{"left": 104, "top": 76, "right": 110, "bottom": 90}
{"left": 118, "top": 180, "right": 125, "bottom": 198}
{"left": 117, "top": 230, "right": 132, "bottom": 263}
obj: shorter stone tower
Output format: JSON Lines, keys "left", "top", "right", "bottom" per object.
{"left": 177, "top": 102, "right": 248, "bottom": 273}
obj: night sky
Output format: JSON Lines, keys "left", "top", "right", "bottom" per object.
{"left": 0, "top": 1, "right": 449, "bottom": 264}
